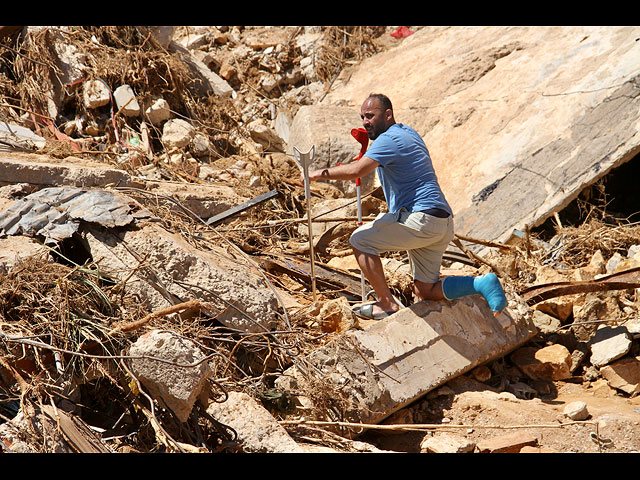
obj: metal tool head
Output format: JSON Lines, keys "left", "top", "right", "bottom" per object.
{"left": 293, "top": 145, "right": 315, "bottom": 174}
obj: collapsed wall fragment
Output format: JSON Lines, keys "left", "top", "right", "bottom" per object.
{"left": 0, "top": 185, "right": 280, "bottom": 333}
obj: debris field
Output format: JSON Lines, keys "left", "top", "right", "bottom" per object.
{"left": 1, "top": 26, "right": 640, "bottom": 454}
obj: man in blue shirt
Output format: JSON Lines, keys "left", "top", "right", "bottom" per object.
{"left": 307, "top": 94, "right": 506, "bottom": 319}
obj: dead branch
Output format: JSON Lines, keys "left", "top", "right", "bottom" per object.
{"left": 108, "top": 299, "right": 214, "bottom": 336}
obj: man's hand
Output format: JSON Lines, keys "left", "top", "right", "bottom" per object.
{"left": 303, "top": 156, "right": 379, "bottom": 183}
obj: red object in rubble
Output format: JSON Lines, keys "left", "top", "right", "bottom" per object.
{"left": 351, "top": 127, "right": 369, "bottom": 160}
{"left": 350, "top": 127, "right": 369, "bottom": 187}
{"left": 390, "top": 26, "right": 414, "bottom": 39}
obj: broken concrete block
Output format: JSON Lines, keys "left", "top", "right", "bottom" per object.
{"left": 0, "top": 153, "right": 145, "bottom": 189}
{"left": 128, "top": 329, "right": 213, "bottom": 423}
{"left": 145, "top": 98, "right": 172, "bottom": 125}
{"left": 599, "top": 356, "right": 640, "bottom": 396}
{"left": 563, "top": 401, "right": 590, "bottom": 420}
{"left": 113, "top": 84, "right": 140, "bottom": 117}
{"left": 83, "top": 79, "right": 111, "bottom": 109}
{"left": 476, "top": 431, "right": 538, "bottom": 453}
{"left": 510, "top": 344, "right": 572, "bottom": 381}
{"left": 162, "top": 118, "right": 195, "bottom": 149}
{"left": 84, "top": 222, "right": 279, "bottom": 334}
{"left": 589, "top": 325, "right": 632, "bottom": 367}
{"left": 420, "top": 433, "right": 475, "bottom": 453}
{"left": 206, "top": 391, "right": 304, "bottom": 453}
{"left": 275, "top": 295, "right": 537, "bottom": 426}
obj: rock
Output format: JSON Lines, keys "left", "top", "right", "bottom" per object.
{"left": 628, "top": 244, "right": 640, "bottom": 259}
{"left": 113, "top": 84, "right": 140, "bottom": 117}
{"left": 572, "top": 294, "right": 621, "bottom": 343}
{"left": 563, "top": 401, "right": 590, "bottom": 420}
{"left": 276, "top": 295, "right": 537, "bottom": 427}
{"left": 162, "top": 118, "right": 195, "bottom": 149}
{"left": 145, "top": 98, "right": 172, "bottom": 125}
{"left": 623, "top": 318, "right": 640, "bottom": 340}
{"left": 589, "top": 250, "right": 607, "bottom": 274}
{"left": 606, "top": 252, "right": 625, "bottom": 274}
{"left": 178, "top": 32, "right": 208, "bottom": 50}
{"left": 84, "top": 222, "right": 279, "bottom": 333}
{"left": 206, "top": 391, "right": 303, "bottom": 453}
{"left": 420, "top": 433, "right": 475, "bottom": 453}
{"left": 535, "top": 299, "right": 574, "bottom": 323}
{"left": 191, "top": 133, "right": 211, "bottom": 157}
{"left": 128, "top": 329, "right": 213, "bottom": 423}
{"left": 470, "top": 365, "right": 492, "bottom": 382}
{"left": 476, "top": 431, "right": 538, "bottom": 453}
{"left": 589, "top": 325, "right": 632, "bottom": 367}
{"left": 247, "top": 120, "right": 286, "bottom": 152}
{"left": 531, "top": 309, "right": 562, "bottom": 335}
{"left": 83, "top": 79, "right": 110, "bottom": 109}
{"left": 600, "top": 356, "right": 640, "bottom": 396}
{"left": 510, "top": 344, "right": 572, "bottom": 381}
{"left": 168, "top": 41, "right": 234, "bottom": 98}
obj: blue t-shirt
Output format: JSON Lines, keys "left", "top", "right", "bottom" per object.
{"left": 365, "top": 123, "right": 452, "bottom": 215}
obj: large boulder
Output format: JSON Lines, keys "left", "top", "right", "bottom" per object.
{"left": 322, "top": 26, "right": 640, "bottom": 242}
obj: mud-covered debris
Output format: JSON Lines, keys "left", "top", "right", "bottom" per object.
{"left": 0, "top": 186, "right": 136, "bottom": 244}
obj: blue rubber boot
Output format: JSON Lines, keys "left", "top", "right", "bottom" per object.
{"left": 442, "top": 273, "right": 507, "bottom": 312}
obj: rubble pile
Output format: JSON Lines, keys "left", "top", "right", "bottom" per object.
{"left": 0, "top": 26, "right": 640, "bottom": 454}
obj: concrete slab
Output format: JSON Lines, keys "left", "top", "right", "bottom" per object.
{"left": 276, "top": 294, "right": 537, "bottom": 426}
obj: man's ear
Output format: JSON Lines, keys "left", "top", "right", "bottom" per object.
{"left": 385, "top": 109, "right": 393, "bottom": 122}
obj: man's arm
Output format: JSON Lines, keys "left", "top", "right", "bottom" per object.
{"left": 307, "top": 156, "right": 379, "bottom": 182}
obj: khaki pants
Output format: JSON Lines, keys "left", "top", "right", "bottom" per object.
{"left": 349, "top": 208, "right": 454, "bottom": 284}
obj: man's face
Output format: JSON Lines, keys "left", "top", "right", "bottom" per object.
{"left": 360, "top": 98, "right": 391, "bottom": 140}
